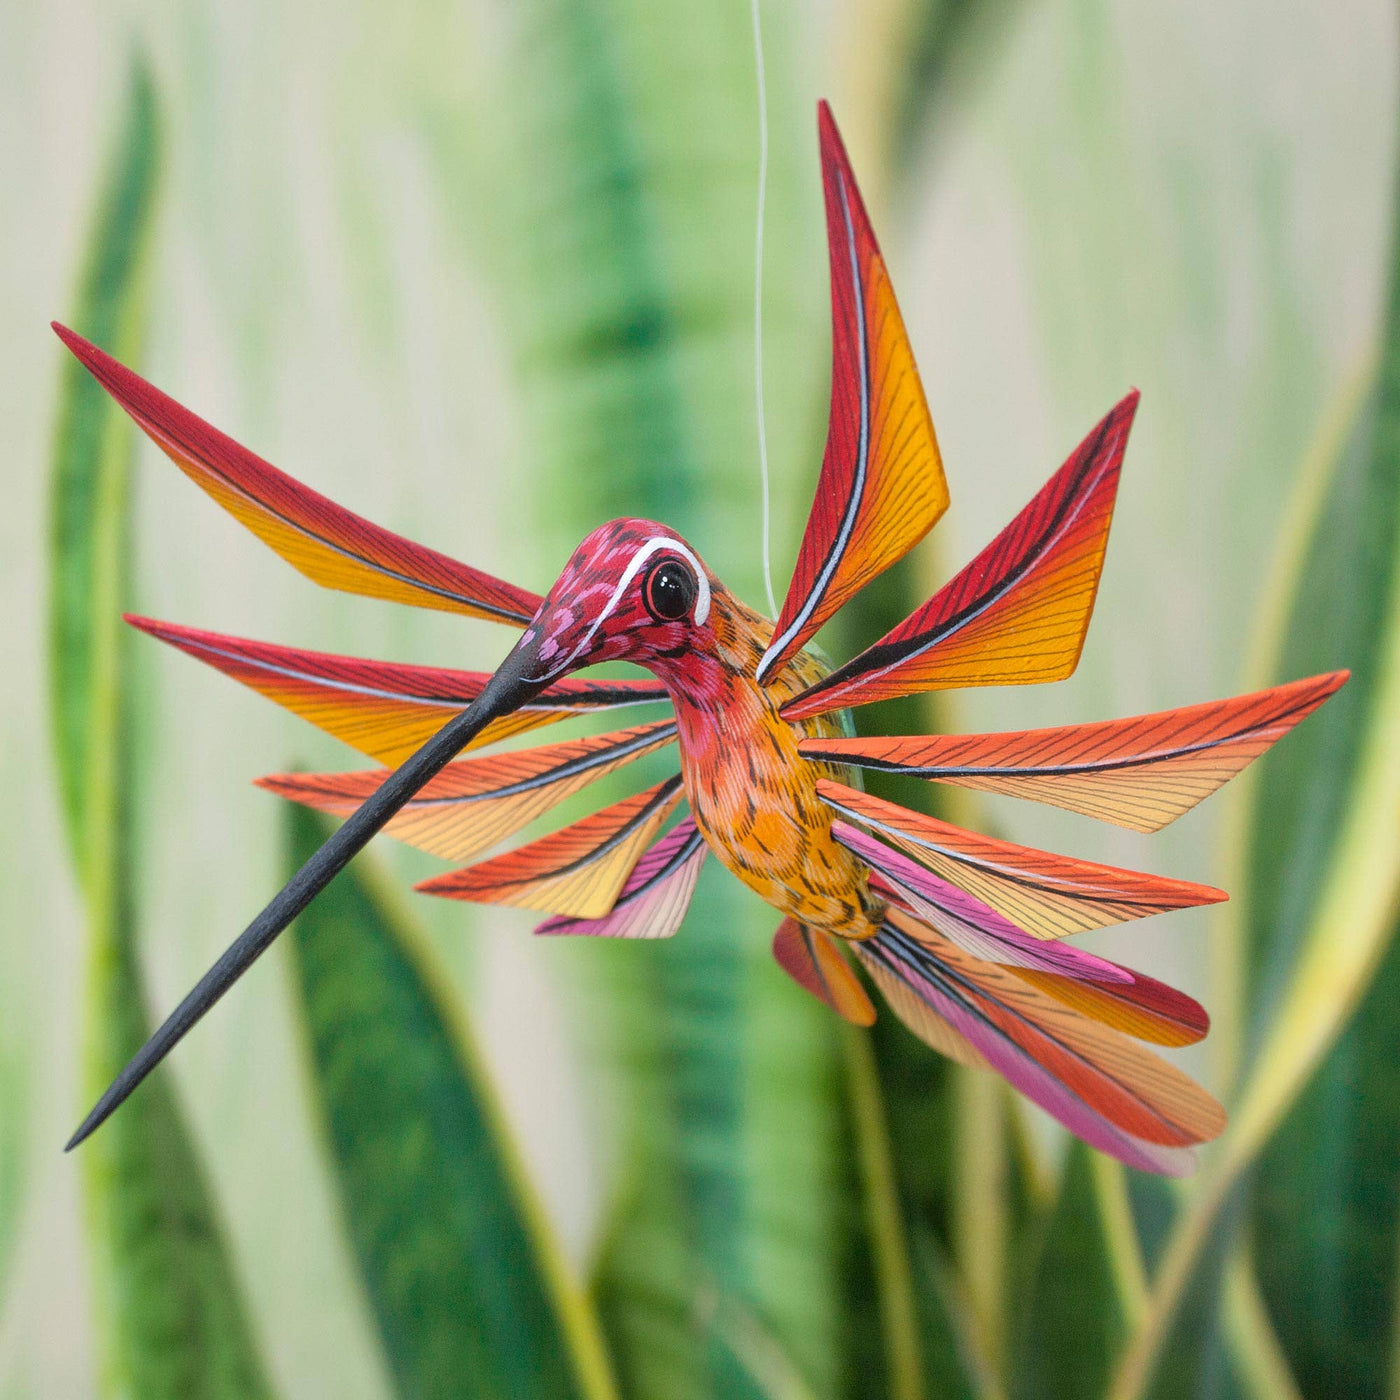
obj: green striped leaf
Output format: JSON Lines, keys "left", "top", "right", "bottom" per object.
{"left": 1243, "top": 362, "right": 1400, "bottom": 1395}
{"left": 284, "top": 804, "right": 617, "bottom": 1400}
{"left": 48, "top": 56, "right": 276, "bottom": 1400}
{"left": 1108, "top": 159, "right": 1400, "bottom": 1400}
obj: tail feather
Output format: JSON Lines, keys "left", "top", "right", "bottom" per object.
{"left": 854, "top": 913, "right": 1221, "bottom": 1175}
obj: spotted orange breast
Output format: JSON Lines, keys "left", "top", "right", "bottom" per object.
{"left": 667, "top": 602, "right": 882, "bottom": 940}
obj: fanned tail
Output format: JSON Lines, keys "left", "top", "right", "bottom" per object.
{"left": 854, "top": 913, "right": 1220, "bottom": 1176}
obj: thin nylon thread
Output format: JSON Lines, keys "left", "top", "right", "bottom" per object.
{"left": 751, "top": 0, "right": 778, "bottom": 617}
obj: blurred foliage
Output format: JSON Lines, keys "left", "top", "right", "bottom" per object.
{"left": 1242, "top": 181, "right": 1400, "bottom": 1398}
{"left": 25, "top": 2, "right": 1400, "bottom": 1400}
{"left": 46, "top": 58, "right": 276, "bottom": 1400}
{"left": 0, "top": 1044, "right": 24, "bottom": 1306}
{"left": 1104, "top": 133, "right": 1400, "bottom": 1400}
{"left": 284, "top": 804, "right": 616, "bottom": 1400}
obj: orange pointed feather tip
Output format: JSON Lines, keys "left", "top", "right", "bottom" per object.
{"left": 756, "top": 103, "right": 949, "bottom": 683}
{"left": 802, "top": 671, "right": 1347, "bottom": 832}
{"left": 257, "top": 720, "right": 679, "bottom": 863}
{"left": 415, "top": 776, "right": 685, "bottom": 919}
{"left": 53, "top": 323, "right": 541, "bottom": 625}
{"left": 815, "top": 779, "right": 1224, "bottom": 938}
{"left": 126, "top": 614, "right": 668, "bottom": 766}
{"left": 771, "top": 918, "right": 876, "bottom": 1025}
{"left": 783, "top": 391, "right": 1139, "bottom": 718}
{"left": 1008, "top": 966, "right": 1208, "bottom": 1048}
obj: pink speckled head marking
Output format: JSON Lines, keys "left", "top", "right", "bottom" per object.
{"left": 520, "top": 518, "right": 716, "bottom": 683}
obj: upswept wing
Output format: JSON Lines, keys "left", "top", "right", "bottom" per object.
{"left": 128, "top": 615, "right": 667, "bottom": 765}
{"left": 416, "top": 777, "right": 684, "bottom": 919}
{"left": 783, "top": 392, "right": 1137, "bottom": 718}
{"left": 800, "top": 672, "right": 1347, "bottom": 832}
{"left": 538, "top": 819, "right": 707, "bottom": 939}
{"left": 757, "top": 103, "right": 948, "bottom": 682}
{"left": 816, "top": 778, "right": 1224, "bottom": 937}
{"left": 55, "top": 324, "right": 541, "bottom": 624}
{"left": 257, "top": 721, "right": 678, "bottom": 863}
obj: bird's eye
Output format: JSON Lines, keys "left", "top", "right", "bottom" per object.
{"left": 643, "top": 558, "right": 698, "bottom": 622}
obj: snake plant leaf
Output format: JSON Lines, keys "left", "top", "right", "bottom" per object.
{"left": 283, "top": 805, "right": 616, "bottom": 1400}
{"left": 1108, "top": 162, "right": 1400, "bottom": 1400}
{"left": 1242, "top": 362, "right": 1400, "bottom": 1396}
{"left": 1173, "top": 141, "right": 1400, "bottom": 1400}
{"left": 48, "top": 57, "right": 276, "bottom": 1400}
{"left": 1008, "top": 1144, "right": 1147, "bottom": 1400}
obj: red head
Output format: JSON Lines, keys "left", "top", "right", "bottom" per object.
{"left": 514, "top": 518, "right": 720, "bottom": 687}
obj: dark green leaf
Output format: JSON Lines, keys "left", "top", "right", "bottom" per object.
{"left": 285, "top": 805, "right": 616, "bottom": 1400}
{"left": 1010, "top": 1143, "right": 1137, "bottom": 1400}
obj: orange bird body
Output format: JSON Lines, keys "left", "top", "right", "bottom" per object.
{"left": 57, "top": 105, "right": 1346, "bottom": 1175}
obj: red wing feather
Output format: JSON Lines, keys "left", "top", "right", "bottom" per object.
{"left": 55, "top": 324, "right": 541, "bottom": 624}
{"left": 129, "top": 615, "right": 667, "bottom": 766}
{"left": 801, "top": 672, "right": 1346, "bottom": 832}
{"left": 757, "top": 103, "right": 948, "bottom": 682}
{"left": 783, "top": 392, "right": 1137, "bottom": 718}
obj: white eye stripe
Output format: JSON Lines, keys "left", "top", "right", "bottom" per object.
{"left": 532, "top": 536, "right": 710, "bottom": 681}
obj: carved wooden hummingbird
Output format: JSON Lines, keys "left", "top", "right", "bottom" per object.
{"left": 56, "top": 103, "right": 1344, "bottom": 1173}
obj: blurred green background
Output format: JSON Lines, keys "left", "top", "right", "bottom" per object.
{"left": 3, "top": 1, "right": 1399, "bottom": 1397}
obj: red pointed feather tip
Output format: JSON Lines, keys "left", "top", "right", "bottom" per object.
{"left": 123, "top": 613, "right": 667, "bottom": 765}
{"left": 758, "top": 103, "right": 949, "bottom": 681}
{"left": 53, "top": 323, "right": 542, "bottom": 625}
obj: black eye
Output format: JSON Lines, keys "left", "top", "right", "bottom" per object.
{"left": 644, "top": 559, "right": 697, "bottom": 622}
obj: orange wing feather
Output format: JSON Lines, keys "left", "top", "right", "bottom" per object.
{"left": 416, "top": 778, "right": 684, "bottom": 919}
{"left": 815, "top": 779, "right": 1224, "bottom": 937}
{"left": 55, "top": 324, "right": 541, "bottom": 624}
{"left": 784, "top": 393, "right": 1137, "bottom": 718}
{"left": 757, "top": 103, "right": 948, "bottom": 682}
{"left": 771, "top": 918, "right": 876, "bottom": 1025}
{"left": 801, "top": 672, "right": 1347, "bottom": 832}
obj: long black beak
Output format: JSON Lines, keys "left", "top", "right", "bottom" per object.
{"left": 65, "top": 632, "right": 546, "bottom": 1151}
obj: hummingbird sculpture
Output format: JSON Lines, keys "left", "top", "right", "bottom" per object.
{"left": 57, "top": 103, "right": 1344, "bottom": 1174}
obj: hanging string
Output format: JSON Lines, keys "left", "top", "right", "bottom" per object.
{"left": 750, "top": 0, "right": 778, "bottom": 617}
